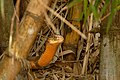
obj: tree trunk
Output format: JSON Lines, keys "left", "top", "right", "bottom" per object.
{"left": 100, "top": 11, "right": 120, "bottom": 80}
{"left": 0, "top": 0, "right": 52, "bottom": 80}
{"left": 63, "top": 2, "right": 82, "bottom": 68}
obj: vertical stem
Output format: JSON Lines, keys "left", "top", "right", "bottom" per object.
{"left": 100, "top": 11, "right": 120, "bottom": 80}
{"left": 81, "top": 13, "right": 93, "bottom": 74}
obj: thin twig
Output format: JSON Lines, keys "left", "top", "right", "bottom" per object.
{"left": 76, "top": 38, "right": 84, "bottom": 61}
{"left": 34, "top": 31, "right": 50, "bottom": 54}
{"left": 9, "top": 0, "right": 20, "bottom": 53}
{"left": 81, "top": 13, "right": 93, "bottom": 74}
{"left": 53, "top": 73, "right": 59, "bottom": 80}
{"left": 15, "top": 0, "right": 20, "bottom": 37}
{"left": 60, "top": 9, "right": 68, "bottom": 30}
{"left": 39, "top": 0, "right": 87, "bottom": 39}
{"left": 9, "top": 10, "right": 15, "bottom": 53}
{"left": 49, "top": 0, "right": 58, "bottom": 19}
{"left": 52, "top": 3, "right": 66, "bottom": 21}
{"left": 15, "top": 0, "right": 20, "bottom": 59}
{"left": 101, "top": 12, "right": 110, "bottom": 21}
{"left": 44, "top": 11, "right": 58, "bottom": 34}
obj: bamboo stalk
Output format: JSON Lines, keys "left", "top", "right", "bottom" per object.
{"left": 0, "top": 0, "right": 52, "bottom": 80}
{"left": 81, "top": 13, "right": 93, "bottom": 74}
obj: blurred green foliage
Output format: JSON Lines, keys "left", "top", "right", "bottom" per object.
{"left": 67, "top": 0, "right": 120, "bottom": 33}
{"left": 0, "top": 0, "right": 120, "bottom": 32}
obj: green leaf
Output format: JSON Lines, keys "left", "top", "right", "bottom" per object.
{"left": 90, "top": 4, "right": 99, "bottom": 21}
{"left": 106, "top": 12, "right": 114, "bottom": 33}
{"left": 106, "top": 0, "right": 118, "bottom": 33}
{"left": 94, "top": 0, "right": 101, "bottom": 8}
{"left": 100, "top": 0, "right": 110, "bottom": 17}
{"left": 79, "top": 12, "right": 84, "bottom": 21}
{"left": 116, "top": 5, "right": 120, "bottom": 11}
{"left": 116, "top": 0, "right": 120, "bottom": 11}
{"left": 83, "top": 0, "right": 88, "bottom": 24}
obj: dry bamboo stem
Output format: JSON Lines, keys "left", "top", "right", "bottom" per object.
{"left": 81, "top": 13, "right": 93, "bottom": 74}
{"left": 0, "top": 0, "right": 52, "bottom": 80}
{"left": 39, "top": 0, "right": 87, "bottom": 39}
{"left": 31, "top": 35, "right": 64, "bottom": 69}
